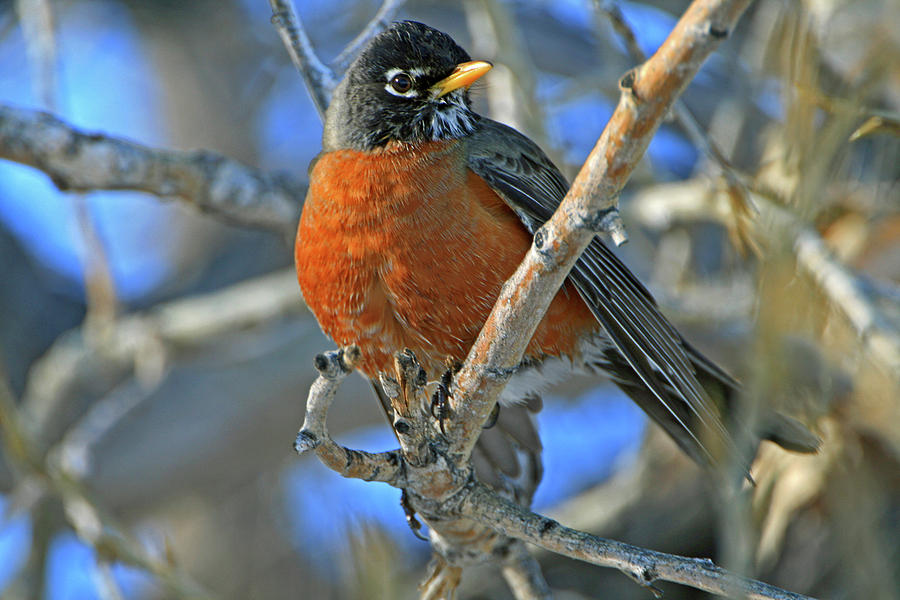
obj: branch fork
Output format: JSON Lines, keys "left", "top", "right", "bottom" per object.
{"left": 295, "top": 347, "right": 551, "bottom": 598}
{"left": 294, "top": 345, "right": 815, "bottom": 599}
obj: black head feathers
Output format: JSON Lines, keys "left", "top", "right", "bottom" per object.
{"left": 323, "top": 21, "right": 485, "bottom": 151}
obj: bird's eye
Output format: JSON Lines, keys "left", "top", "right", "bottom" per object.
{"left": 390, "top": 73, "right": 413, "bottom": 93}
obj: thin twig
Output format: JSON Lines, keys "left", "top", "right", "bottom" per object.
{"left": 268, "top": 0, "right": 338, "bottom": 119}
{"left": 53, "top": 379, "right": 162, "bottom": 478}
{"left": 461, "top": 482, "right": 816, "bottom": 600}
{"left": 15, "top": 0, "right": 58, "bottom": 108}
{"left": 73, "top": 197, "right": 121, "bottom": 339}
{"left": 0, "top": 376, "right": 212, "bottom": 599}
{"left": 294, "top": 347, "right": 405, "bottom": 484}
{"left": 94, "top": 561, "right": 125, "bottom": 600}
{"left": 331, "top": 0, "right": 406, "bottom": 74}
{"left": 596, "top": 1, "right": 644, "bottom": 63}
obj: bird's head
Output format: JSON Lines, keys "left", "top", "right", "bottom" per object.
{"left": 323, "top": 21, "right": 492, "bottom": 151}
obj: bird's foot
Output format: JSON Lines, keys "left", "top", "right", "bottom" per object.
{"left": 400, "top": 489, "right": 428, "bottom": 541}
{"left": 430, "top": 367, "right": 453, "bottom": 434}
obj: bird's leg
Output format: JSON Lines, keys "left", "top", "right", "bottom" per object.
{"left": 400, "top": 489, "right": 428, "bottom": 541}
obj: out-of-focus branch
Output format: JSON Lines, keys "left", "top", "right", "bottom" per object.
{"left": 500, "top": 545, "right": 553, "bottom": 600}
{"left": 17, "top": 0, "right": 123, "bottom": 335}
{"left": 448, "top": 0, "right": 753, "bottom": 460}
{"left": 779, "top": 208, "right": 900, "bottom": 376}
{"left": 15, "top": 0, "right": 57, "bottom": 108}
{"left": 268, "top": 0, "right": 337, "bottom": 119}
{"left": 23, "top": 269, "right": 306, "bottom": 437}
{"left": 0, "top": 104, "right": 303, "bottom": 233}
{"left": 74, "top": 197, "right": 119, "bottom": 331}
{"left": 0, "top": 376, "right": 211, "bottom": 599}
{"left": 630, "top": 178, "right": 900, "bottom": 377}
{"left": 9, "top": 269, "right": 309, "bottom": 595}
{"left": 332, "top": 0, "right": 406, "bottom": 74}
{"left": 463, "top": 0, "right": 548, "bottom": 146}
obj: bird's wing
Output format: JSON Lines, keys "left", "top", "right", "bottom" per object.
{"left": 466, "top": 117, "right": 738, "bottom": 466}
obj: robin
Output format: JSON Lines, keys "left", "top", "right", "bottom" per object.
{"left": 295, "top": 21, "right": 817, "bottom": 489}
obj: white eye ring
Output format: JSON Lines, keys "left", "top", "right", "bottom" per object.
{"left": 384, "top": 68, "right": 418, "bottom": 97}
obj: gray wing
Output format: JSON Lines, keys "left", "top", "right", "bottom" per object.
{"left": 466, "top": 117, "right": 739, "bottom": 466}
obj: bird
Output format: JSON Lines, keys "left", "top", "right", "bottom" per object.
{"left": 294, "top": 20, "right": 818, "bottom": 494}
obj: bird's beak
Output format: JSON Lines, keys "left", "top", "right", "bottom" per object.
{"left": 431, "top": 60, "right": 493, "bottom": 98}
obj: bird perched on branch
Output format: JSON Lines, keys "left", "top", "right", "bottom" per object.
{"left": 295, "top": 20, "right": 817, "bottom": 491}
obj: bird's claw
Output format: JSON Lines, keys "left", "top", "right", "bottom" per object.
{"left": 429, "top": 367, "right": 454, "bottom": 434}
{"left": 401, "top": 489, "right": 428, "bottom": 541}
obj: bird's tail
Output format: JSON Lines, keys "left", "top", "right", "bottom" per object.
{"left": 471, "top": 395, "right": 544, "bottom": 507}
{"left": 686, "top": 341, "right": 820, "bottom": 454}
{"left": 599, "top": 341, "right": 819, "bottom": 475}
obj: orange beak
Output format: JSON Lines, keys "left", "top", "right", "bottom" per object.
{"left": 431, "top": 60, "right": 493, "bottom": 98}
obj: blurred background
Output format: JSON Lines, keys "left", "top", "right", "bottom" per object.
{"left": 0, "top": 0, "right": 898, "bottom": 598}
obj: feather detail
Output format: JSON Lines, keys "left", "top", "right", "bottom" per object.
{"left": 466, "top": 117, "right": 742, "bottom": 469}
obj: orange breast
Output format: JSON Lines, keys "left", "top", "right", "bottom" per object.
{"left": 295, "top": 139, "right": 597, "bottom": 378}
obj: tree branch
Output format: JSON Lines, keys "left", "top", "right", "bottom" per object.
{"left": 268, "top": 0, "right": 338, "bottom": 120}
{"left": 447, "top": 0, "right": 754, "bottom": 460}
{"left": 0, "top": 104, "right": 303, "bottom": 233}
{"left": 461, "top": 482, "right": 815, "bottom": 600}
{"left": 293, "top": 347, "right": 404, "bottom": 484}
{"left": 331, "top": 0, "right": 406, "bottom": 74}
{"left": 296, "top": 349, "right": 555, "bottom": 598}
{"left": 630, "top": 177, "right": 900, "bottom": 378}
{"left": 23, "top": 269, "right": 306, "bottom": 437}
{"left": 0, "top": 376, "right": 212, "bottom": 600}
{"left": 294, "top": 346, "right": 817, "bottom": 599}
